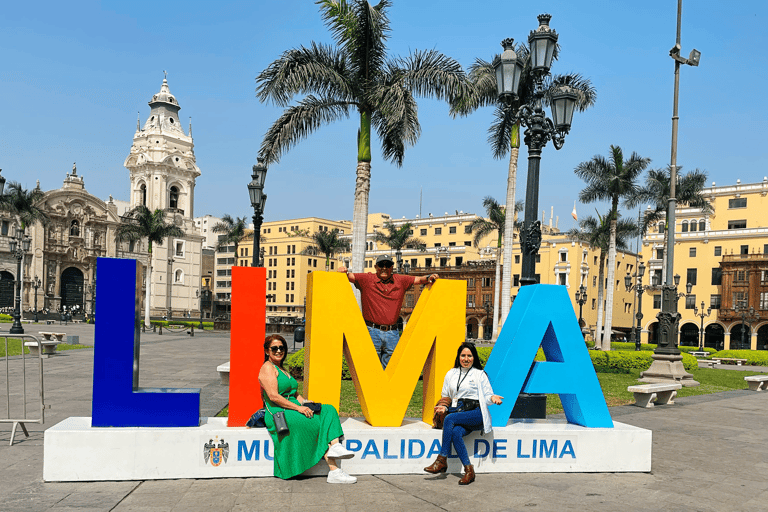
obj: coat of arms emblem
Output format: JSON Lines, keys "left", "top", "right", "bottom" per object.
{"left": 203, "top": 437, "right": 229, "bottom": 467}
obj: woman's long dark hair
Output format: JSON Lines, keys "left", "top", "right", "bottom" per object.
{"left": 453, "top": 342, "right": 483, "bottom": 370}
{"left": 264, "top": 334, "right": 288, "bottom": 368}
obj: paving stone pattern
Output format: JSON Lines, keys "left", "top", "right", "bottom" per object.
{"left": 1, "top": 324, "right": 767, "bottom": 511}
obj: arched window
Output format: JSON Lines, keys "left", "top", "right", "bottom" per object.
{"left": 690, "top": 220, "right": 697, "bottom": 232}
{"left": 657, "top": 222, "right": 664, "bottom": 233}
{"left": 129, "top": 240, "right": 135, "bottom": 253}
{"left": 140, "top": 184, "right": 147, "bottom": 206}
{"left": 699, "top": 220, "right": 706, "bottom": 231}
{"left": 70, "top": 220, "right": 80, "bottom": 237}
{"left": 681, "top": 221, "right": 688, "bottom": 232}
{"left": 174, "top": 269, "right": 183, "bottom": 283}
{"left": 169, "top": 186, "right": 179, "bottom": 209}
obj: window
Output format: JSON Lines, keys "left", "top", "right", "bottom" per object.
{"left": 406, "top": 295, "right": 415, "bottom": 308}
{"left": 655, "top": 249, "right": 664, "bottom": 259}
{"left": 286, "top": 270, "right": 290, "bottom": 278}
{"left": 425, "top": 258, "right": 432, "bottom": 267}
{"left": 435, "top": 228, "right": 442, "bottom": 235}
{"left": 685, "top": 294, "right": 696, "bottom": 309}
{"left": 513, "top": 274, "right": 520, "bottom": 287}
{"left": 761, "top": 292, "right": 768, "bottom": 310}
{"left": 291, "top": 269, "right": 295, "bottom": 278}
{"left": 464, "top": 225, "right": 472, "bottom": 234}
{"left": 313, "top": 259, "right": 317, "bottom": 268}
{"left": 653, "top": 295, "right": 661, "bottom": 309}
{"left": 558, "top": 273, "right": 566, "bottom": 285}
{"left": 407, "top": 229, "right": 413, "bottom": 235}
{"left": 420, "top": 229, "right": 427, "bottom": 236}
{"left": 711, "top": 268, "right": 722, "bottom": 285}
{"left": 286, "top": 282, "right": 290, "bottom": 290}
{"left": 729, "top": 198, "right": 747, "bottom": 209}
{"left": 410, "top": 258, "right": 417, "bottom": 268}
{"left": 710, "top": 294, "right": 721, "bottom": 309}
{"left": 689, "top": 247, "right": 696, "bottom": 257}
{"left": 740, "top": 245, "right": 749, "bottom": 255}
{"left": 535, "top": 255, "right": 541, "bottom": 263}
{"left": 690, "top": 221, "right": 697, "bottom": 232}
{"left": 728, "top": 220, "right": 747, "bottom": 230}
{"left": 560, "top": 252, "right": 567, "bottom": 262}
{"left": 0, "top": 221, "right": 7, "bottom": 236}
{"left": 657, "top": 222, "right": 664, "bottom": 233}
{"left": 329, "top": 262, "right": 334, "bottom": 270}
{"left": 714, "top": 246, "right": 722, "bottom": 256}
{"left": 449, "top": 226, "right": 456, "bottom": 234}
{"left": 465, "top": 295, "right": 474, "bottom": 308}
{"left": 515, "top": 255, "right": 520, "bottom": 264}
{"left": 737, "top": 270, "right": 746, "bottom": 281}
{"left": 681, "top": 221, "right": 688, "bottom": 232}
{"left": 175, "top": 241, "right": 184, "bottom": 257}
{"left": 448, "top": 242, "right": 456, "bottom": 247}
{"left": 174, "top": 269, "right": 183, "bottom": 283}
{"left": 592, "top": 276, "right": 597, "bottom": 287}
{"left": 140, "top": 184, "right": 147, "bottom": 206}
{"left": 699, "top": 220, "right": 705, "bottom": 231}
{"left": 591, "top": 298, "right": 596, "bottom": 310}
{"left": 434, "top": 243, "right": 441, "bottom": 248}
{"left": 686, "top": 268, "right": 697, "bottom": 286}
{"left": 169, "top": 186, "right": 179, "bottom": 209}
{"left": 763, "top": 270, "right": 768, "bottom": 283}
{"left": 129, "top": 240, "right": 135, "bottom": 253}
{"left": 464, "top": 241, "right": 472, "bottom": 246}
{"left": 482, "top": 277, "right": 492, "bottom": 287}
{"left": 455, "top": 257, "right": 463, "bottom": 266}
{"left": 734, "top": 291, "right": 746, "bottom": 306}
{"left": 467, "top": 278, "right": 475, "bottom": 287}
{"left": 651, "top": 270, "right": 662, "bottom": 286}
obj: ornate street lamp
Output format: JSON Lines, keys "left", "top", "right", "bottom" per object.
{"left": 734, "top": 302, "right": 758, "bottom": 350}
{"left": 574, "top": 284, "right": 587, "bottom": 339}
{"left": 88, "top": 282, "right": 96, "bottom": 324}
{"left": 248, "top": 159, "right": 268, "bottom": 267}
{"left": 402, "top": 261, "right": 411, "bottom": 274}
{"left": 494, "top": 14, "right": 579, "bottom": 287}
{"left": 624, "top": 261, "right": 648, "bottom": 351}
{"left": 32, "top": 275, "right": 41, "bottom": 323}
{"left": 692, "top": 300, "right": 711, "bottom": 352}
{"left": 9, "top": 226, "right": 31, "bottom": 334}
{"left": 483, "top": 301, "right": 493, "bottom": 341}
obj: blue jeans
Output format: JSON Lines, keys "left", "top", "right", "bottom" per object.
{"left": 439, "top": 408, "right": 484, "bottom": 466}
{"left": 367, "top": 326, "right": 401, "bottom": 369}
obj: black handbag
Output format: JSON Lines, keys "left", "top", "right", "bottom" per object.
{"left": 245, "top": 408, "right": 266, "bottom": 428}
{"left": 265, "top": 402, "right": 290, "bottom": 435}
{"left": 304, "top": 402, "right": 322, "bottom": 414}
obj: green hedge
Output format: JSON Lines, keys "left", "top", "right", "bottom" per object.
{"left": 609, "top": 341, "right": 716, "bottom": 355}
{"left": 0, "top": 314, "right": 12, "bottom": 323}
{"left": 589, "top": 349, "right": 698, "bottom": 373}
{"left": 710, "top": 350, "right": 768, "bottom": 366}
{"left": 149, "top": 320, "right": 213, "bottom": 329}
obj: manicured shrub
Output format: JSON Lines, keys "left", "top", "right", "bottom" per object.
{"left": 710, "top": 350, "right": 768, "bottom": 366}
{"left": 589, "top": 350, "right": 697, "bottom": 373}
{"left": 0, "top": 313, "right": 12, "bottom": 323}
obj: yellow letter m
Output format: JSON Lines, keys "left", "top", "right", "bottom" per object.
{"left": 304, "top": 272, "right": 465, "bottom": 426}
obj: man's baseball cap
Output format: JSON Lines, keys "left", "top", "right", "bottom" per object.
{"left": 375, "top": 254, "right": 394, "bottom": 266}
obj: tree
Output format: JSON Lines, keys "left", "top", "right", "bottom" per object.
{"left": 567, "top": 211, "right": 637, "bottom": 346}
{"left": 636, "top": 166, "right": 713, "bottom": 279}
{"left": 0, "top": 181, "right": 49, "bottom": 232}
{"left": 452, "top": 42, "right": 596, "bottom": 328}
{"left": 212, "top": 215, "right": 250, "bottom": 261}
{"left": 302, "top": 229, "right": 351, "bottom": 270}
{"left": 575, "top": 146, "right": 650, "bottom": 350}
{"left": 468, "top": 197, "right": 506, "bottom": 341}
{"left": 372, "top": 221, "right": 425, "bottom": 270}
{"left": 116, "top": 206, "right": 185, "bottom": 328}
{"left": 256, "top": 0, "right": 469, "bottom": 276}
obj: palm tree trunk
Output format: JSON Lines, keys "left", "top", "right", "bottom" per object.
{"left": 500, "top": 128, "right": 520, "bottom": 327}
{"left": 351, "top": 160, "right": 371, "bottom": 275}
{"left": 492, "top": 243, "right": 502, "bottom": 341}
{"left": 603, "top": 218, "right": 618, "bottom": 351}
{"left": 595, "top": 253, "right": 606, "bottom": 349}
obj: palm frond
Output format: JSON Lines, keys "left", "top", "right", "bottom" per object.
{"left": 397, "top": 49, "right": 470, "bottom": 104}
{"left": 486, "top": 105, "right": 516, "bottom": 160}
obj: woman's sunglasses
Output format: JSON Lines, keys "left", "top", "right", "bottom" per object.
{"left": 269, "top": 346, "right": 285, "bottom": 354}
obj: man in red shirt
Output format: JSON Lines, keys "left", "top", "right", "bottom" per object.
{"left": 338, "top": 254, "right": 438, "bottom": 368}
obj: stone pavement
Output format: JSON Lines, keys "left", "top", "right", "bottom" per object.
{"left": 1, "top": 325, "right": 767, "bottom": 511}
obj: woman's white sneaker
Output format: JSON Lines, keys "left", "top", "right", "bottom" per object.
{"left": 327, "top": 468, "right": 357, "bottom": 484}
{"left": 327, "top": 443, "right": 355, "bottom": 459}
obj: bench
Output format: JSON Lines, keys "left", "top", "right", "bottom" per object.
{"left": 710, "top": 358, "right": 747, "bottom": 366}
{"left": 699, "top": 359, "right": 717, "bottom": 369}
{"left": 24, "top": 340, "right": 62, "bottom": 357}
{"left": 217, "top": 362, "right": 230, "bottom": 386}
{"left": 38, "top": 332, "right": 67, "bottom": 342}
{"left": 689, "top": 351, "right": 709, "bottom": 357}
{"left": 744, "top": 375, "right": 768, "bottom": 391}
{"left": 627, "top": 383, "right": 683, "bottom": 408}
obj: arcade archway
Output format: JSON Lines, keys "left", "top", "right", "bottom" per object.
{"left": 757, "top": 325, "right": 768, "bottom": 350}
{"left": 730, "top": 324, "right": 751, "bottom": 350}
{"left": 60, "top": 267, "right": 84, "bottom": 312}
{"left": 704, "top": 324, "right": 724, "bottom": 351}
{"left": 679, "top": 322, "right": 699, "bottom": 347}
{"left": 0, "top": 271, "right": 13, "bottom": 310}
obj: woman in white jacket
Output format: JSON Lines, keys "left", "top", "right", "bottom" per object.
{"left": 424, "top": 342, "right": 503, "bottom": 485}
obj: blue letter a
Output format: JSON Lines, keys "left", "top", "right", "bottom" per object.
{"left": 484, "top": 284, "right": 613, "bottom": 428}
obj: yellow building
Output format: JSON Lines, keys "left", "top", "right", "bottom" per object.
{"left": 639, "top": 178, "right": 768, "bottom": 350}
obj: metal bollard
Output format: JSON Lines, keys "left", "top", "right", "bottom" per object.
{"left": 190, "top": 325, "right": 195, "bottom": 337}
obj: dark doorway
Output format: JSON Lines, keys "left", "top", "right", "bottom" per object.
{"left": 704, "top": 324, "right": 725, "bottom": 351}
{"left": 757, "top": 325, "right": 768, "bottom": 351}
{"left": 466, "top": 319, "right": 478, "bottom": 339}
{"left": 648, "top": 322, "right": 659, "bottom": 345}
{"left": 60, "top": 267, "right": 84, "bottom": 311}
{"left": 483, "top": 321, "right": 492, "bottom": 340}
{"left": 679, "top": 323, "right": 699, "bottom": 347}
{"left": 730, "top": 324, "right": 751, "bottom": 350}
{"left": 0, "top": 271, "right": 13, "bottom": 309}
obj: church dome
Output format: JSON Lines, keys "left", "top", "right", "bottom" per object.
{"left": 148, "top": 78, "right": 181, "bottom": 111}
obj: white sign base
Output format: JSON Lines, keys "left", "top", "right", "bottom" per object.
{"left": 44, "top": 416, "right": 651, "bottom": 481}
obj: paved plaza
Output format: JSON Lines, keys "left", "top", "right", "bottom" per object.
{"left": 1, "top": 324, "right": 767, "bottom": 511}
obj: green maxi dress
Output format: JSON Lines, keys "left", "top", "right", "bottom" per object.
{"left": 264, "top": 366, "right": 344, "bottom": 479}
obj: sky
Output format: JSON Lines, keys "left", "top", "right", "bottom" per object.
{"left": 1, "top": 1, "right": 766, "bottom": 229}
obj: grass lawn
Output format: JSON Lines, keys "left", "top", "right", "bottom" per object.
{"left": 216, "top": 366, "right": 760, "bottom": 418}
{"left": 0, "top": 338, "right": 91, "bottom": 357}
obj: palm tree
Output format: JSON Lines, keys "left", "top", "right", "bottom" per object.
{"left": 256, "top": 0, "right": 469, "bottom": 275}
{"left": 212, "top": 215, "right": 250, "bottom": 261}
{"left": 468, "top": 197, "right": 506, "bottom": 341}
{"left": 636, "top": 166, "right": 713, "bottom": 279}
{"left": 0, "top": 181, "right": 49, "bottom": 232}
{"left": 452, "top": 42, "right": 596, "bottom": 328}
{"left": 116, "top": 206, "right": 184, "bottom": 328}
{"left": 575, "top": 146, "right": 650, "bottom": 350}
{"left": 302, "top": 229, "right": 351, "bottom": 270}
{"left": 372, "top": 221, "right": 425, "bottom": 271}
{"left": 567, "top": 212, "right": 637, "bottom": 347}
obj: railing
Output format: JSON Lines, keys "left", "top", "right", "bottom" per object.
{"left": 2, "top": 334, "right": 46, "bottom": 445}
{"left": 722, "top": 254, "right": 768, "bottom": 261}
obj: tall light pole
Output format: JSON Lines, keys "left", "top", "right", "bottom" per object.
{"left": 692, "top": 300, "right": 711, "bottom": 351}
{"left": 574, "top": 284, "right": 587, "bottom": 339}
{"left": 494, "top": 15, "right": 580, "bottom": 287}
{"left": 625, "top": 261, "right": 647, "bottom": 351}
{"left": 32, "top": 275, "right": 41, "bottom": 323}
{"left": 9, "top": 226, "right": 30, "bottom": 334}
{"left": 734, "top": 302, "right": 758, "bottom": 350}
{"left": 642, "top": 0, "right": 700, "bottom": 385}
{"left": 248, "top": 160, "right": 268, "bottom": 267}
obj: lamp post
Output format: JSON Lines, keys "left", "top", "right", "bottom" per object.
{"left": 9, "top": 226, "right": 30, "bottom": 334}
{"left": 645, "top": 0, "right": 701, "bottom": 384}
{"left": 574, "top": 284, "right": 587, "bottom": 339}
{"left": 692, "top": 300, "right": 711, "bottom": 352}
{"left": 624, "top": 261, "right": 648, "bottom": 351}
{"left": 402, "top": 261, "right": 410, "bottom": 274}
{"left": 494, "top": 15, "right": 580, "bottom": 287}
{"left": 483, "top": 301, "right": 493, "bottom": 341}
{"left": 32, "top": 275, "right": 41, "bottom": 323}
{"left": 248, "top": 159, "right": 268, "bottom": 267}
{"left": 734, "top": 302, "right": 758, "bottom": 350}
{"left": 395, "top": 250, "right": 403, "bottom": 273}
{"left": 88, "top": 282, "right": 96, "bottom": 324}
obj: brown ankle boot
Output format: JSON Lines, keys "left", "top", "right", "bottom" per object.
{"left": 459, "top": 464, "right": 475, "bottom": 485}
{"left": 424, "top": 455, "right": 448, "bottom": 474}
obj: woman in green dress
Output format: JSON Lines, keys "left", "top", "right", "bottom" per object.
{"left": 258, "top": 334, "right": 357, "bottom": 483}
